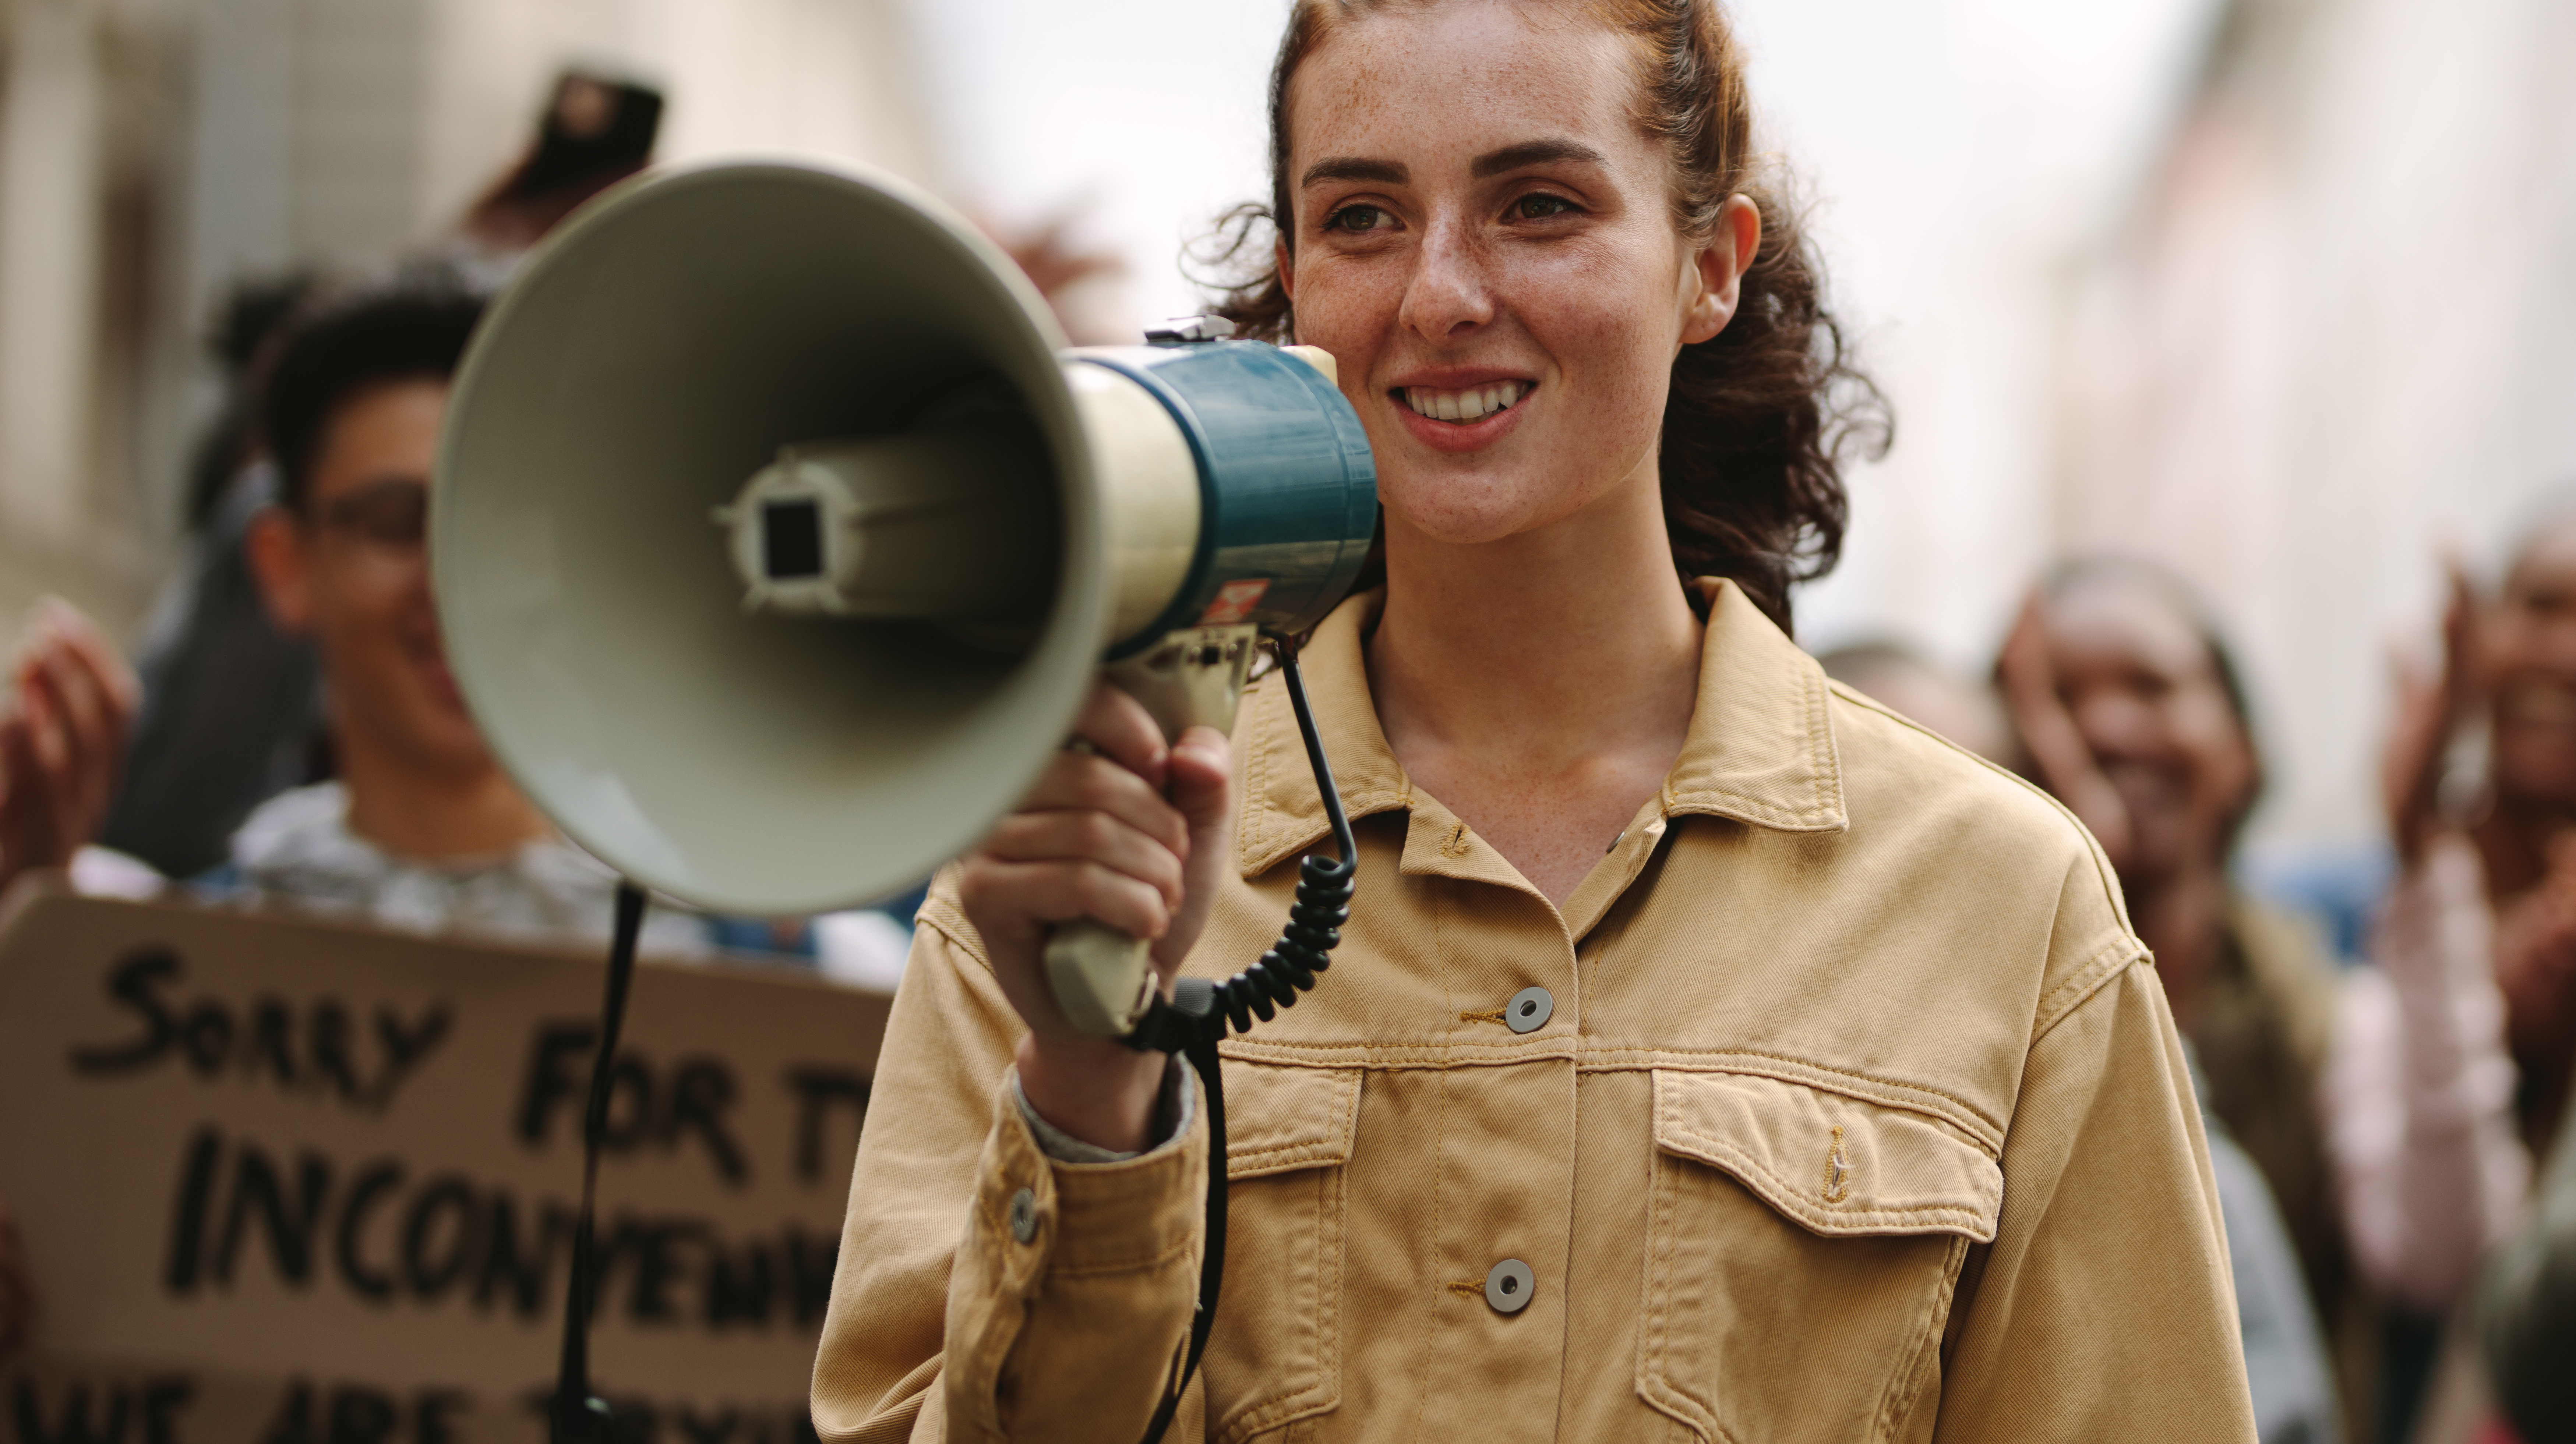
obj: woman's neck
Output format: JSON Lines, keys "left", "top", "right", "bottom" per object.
{"left": 336, "top": 729, "right": 553, "bottom": 863}
{"left": 1366, "top": 473, "right": 1704, "bottom": 905}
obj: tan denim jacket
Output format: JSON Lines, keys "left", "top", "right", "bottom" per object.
{"left": 812, "top": 581, "right": 2256, "bottom": 1444}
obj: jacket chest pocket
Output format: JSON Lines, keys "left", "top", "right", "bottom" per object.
{"left": 1204, "top": 1059, "right": 1359, "bottom": 1444}
{"left": 1641, "top": 1069, "right": 2001, "bottom": 1444}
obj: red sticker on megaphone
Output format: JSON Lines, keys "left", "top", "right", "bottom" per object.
{"left": 1198, "top": 578, "right": 1271, "bottom": 626}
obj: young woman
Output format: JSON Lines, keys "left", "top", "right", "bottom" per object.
{"left": 814, "top": 3, "right": 2254, "bottom": 1439}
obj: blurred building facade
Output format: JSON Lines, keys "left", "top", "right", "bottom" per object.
{"left": 7, "top": 0, "right": 2573, "bottom": 863}
{"left": 2056, "top": 0, "right": 2576, "bottom": 850}
{"left": 0, "top": 0, "right": 937, "bottom": 636}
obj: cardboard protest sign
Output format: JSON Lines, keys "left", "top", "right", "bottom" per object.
{"left": 0, "top": 881, "right": 893, "bottom": 1444}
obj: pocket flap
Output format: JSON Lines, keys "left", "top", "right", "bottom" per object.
{"left": 1218, "top": 1059, "right": 1359, "bottom": 1179}
{"left": 1652, "top": 1069, "right": 2001, "bottom": 1241}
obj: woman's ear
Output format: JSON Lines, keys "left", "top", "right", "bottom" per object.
{"left": 1277, "top": 237, "right": 1296, "bottom": 302}
{"left": 1679, "top": 194, "right": 1762, "bottom": 346}
{"left": 244, "top": 504, "right": 317, "bottom": 636}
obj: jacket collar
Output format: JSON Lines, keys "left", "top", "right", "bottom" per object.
{"left": 1235, "top": 577, "right": 1847, "bottom": 878}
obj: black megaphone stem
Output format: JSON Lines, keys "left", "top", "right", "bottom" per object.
{"left": 552, "top": 881, "right": 647, "bottom": 1444}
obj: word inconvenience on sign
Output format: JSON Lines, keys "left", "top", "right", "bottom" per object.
{"left": 0, "top": 882, "right": 893, "bottom": 1444}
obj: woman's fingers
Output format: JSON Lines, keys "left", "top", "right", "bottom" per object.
{"left": 29, "top": 651, "right": 110, "bottom": 813}
{"left": 981, "top": 808, "right": 1187, "bottom": 911}
{"left": 45, "top": 599, "right": 140, "bottom": 723}
{"left": 1017, "top": 747, "right": 1190, "bottom": 859}
{"left": 1070, "top": 680, "right": 1171, "bottom": 790}
{"left": 6, "top": 602, "right": 135, "bottom": 857}
{"left": 959, "top": 855, "right": 1172, "bottom": 944}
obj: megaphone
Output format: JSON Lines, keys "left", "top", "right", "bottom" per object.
{"left": 432, "top": 160, "right": 1377, "bottom": 1034}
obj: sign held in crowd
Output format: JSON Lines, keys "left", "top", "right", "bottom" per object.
{"left": 0, "top": 881, "right": 893, "bottom": 1444}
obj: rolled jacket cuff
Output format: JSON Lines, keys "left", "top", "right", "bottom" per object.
{"left": 1014, "top": 1054, "right": 1197, "bottom": 1164}
{"left": 947, "top": 1067, "right": 1210, "bottom": 1439}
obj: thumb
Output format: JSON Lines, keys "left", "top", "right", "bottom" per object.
{"left": 1167, "top": 724, "right": 1235, "bottom": 850}
{"left": 1151, "top": 725, "right": 1236, "bottom": 974}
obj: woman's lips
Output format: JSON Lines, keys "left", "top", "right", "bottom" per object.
{"left": 1389, "top": 381, "right": 1535, "bottom": 453}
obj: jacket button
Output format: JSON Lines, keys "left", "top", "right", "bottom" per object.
{"left": 1486, "top": 1259, "right": 1536, "bottom": 1314}
{"left": 1506, "top": 986, "right": 1553, "bottom": 1034}
{"left": 1008, "top": 1186, "right": 1038, "bottom": 1243}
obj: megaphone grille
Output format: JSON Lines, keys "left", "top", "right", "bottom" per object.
{"left": 435, "top": 163, "right": 1108, "bottom": 916}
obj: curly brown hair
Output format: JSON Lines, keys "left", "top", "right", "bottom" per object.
{"left": 1201, "top": 0, "right": 1889, "bottom": 633}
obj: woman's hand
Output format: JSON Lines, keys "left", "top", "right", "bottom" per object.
{"left": 1995, "top": 591, "right": 2134, "bottom": 871}
{"left": 2496, "top": 836, "right": 2576, "bottom": 1076}
{"left": 2383, "top": 564, "right": 2480, "bottom": 866}
{"left": 0, "top": 599, "right": 138, "bottom": 898}
{"left": 958, "top": 682, "right": 1235, "bottom": 1154}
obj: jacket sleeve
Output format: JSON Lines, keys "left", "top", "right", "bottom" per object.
{"left": 2477, "top": 1097, "right": 2576, "bottom": 1442}
{"left": 810, "top": 880, "right": 1210, "bottom": 1444}
{"left": 1933, "top": 952, "right": 2258, "bottom": 1442}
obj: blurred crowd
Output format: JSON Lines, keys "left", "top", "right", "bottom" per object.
{"left": 0, "top": 60, "right": 2571, "bottom": 1444}
{"left": 1822, "top": 549, "right": 2576, "bottom": 1444}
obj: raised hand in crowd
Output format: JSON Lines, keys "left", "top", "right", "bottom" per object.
{"left": 2454, "top": 519, "right": 2576, "bottom": 1152}
{"left": 1995, "top": 590, "right": 2137, "bottom": 869}
{"left": 0, "top": 599, "right": 139, "bottom": 899}
{"left": 2493, "top": 838, "right": 2576, "bottom": 1126}
{"left": 2381, "top": 562, "right": 2481, "bottom": 865}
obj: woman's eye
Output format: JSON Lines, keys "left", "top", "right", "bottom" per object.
{"left": 1513, "top": 194, "right": 1576, "bottom": 220}
{"left": 1326, "top": 204, "right": 1389, "bottom": 234}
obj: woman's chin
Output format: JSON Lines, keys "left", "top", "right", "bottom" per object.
{"left": 1385, "top": 497, "right": 1542, "bottom": 548}
{"left": 1382, "top": 474, "right": 1616, "bottom": 550}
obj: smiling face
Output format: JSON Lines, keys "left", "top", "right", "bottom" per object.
{"left": 1279, "top": 1, "right": 1750, "bottom": 549}
{"left": 249, "top": 379, "right": 493, "bottom": 782}
{"left": 2489, "top": 518, "right": 2576, "bottom": 808}
{"left": 2040, "top": 577, "right": 2258, "bottom": 885}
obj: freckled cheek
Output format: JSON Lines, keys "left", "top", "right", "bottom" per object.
{"left": 1289, "top": 257, "right": 1405, "bottom": 365}
{"left": 1523, "top": 300, "right": 1675, "bottom": 438}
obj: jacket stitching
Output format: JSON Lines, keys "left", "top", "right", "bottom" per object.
{"left": 1606, "top": 1052, "right": 2001, "bottom": 1142}
{"left": 1408, "top": 888, "right": 1455, "bottom": 1444}
{"left": 2031, "top": 939, "right": 2148, "bottom": 1043}
{"left": 1659, "top": 1123, "right": 2000, "bottom": 1235}
{"left": 1211, "top": 1165, "right": 1341, "bottom": 1443}
{"left": 1044, "top": 1232, "right": 1200, "bottom": 1280}
{"left": 1871, "top": 1232, "right": 1967, "bottom": 1439}
{"left": 1827, "top": 675, "right": 2148, "bottom": 979}
{"left": 1224, "top": 1144, "right": 1348, "bottom": 1178}
{"left": 919, "top": 898, "right": 991, "bottom": 975}
{"left": 1209, "top": 1042, "right": 2005, "bottom": 1147}
{"left": 1636, "top": 1139, "right": 1720, "bottom": 1440}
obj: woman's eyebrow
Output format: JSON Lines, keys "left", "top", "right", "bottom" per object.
{"left": 1301, "top": 156, "right": 1408, "bottom": 188}
{"left": 1471, "top": 138, "right": 1606, "bottom": 177}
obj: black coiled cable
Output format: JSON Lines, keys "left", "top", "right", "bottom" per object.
{"left": 1125, "top": 636, "right": 1355, "bottom": 1444}
{"left": 1125, "top": 636, "right": 1356, "bottom": 1055}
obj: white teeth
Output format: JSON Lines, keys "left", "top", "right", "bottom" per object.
{"left": 1405, "top": 381, "right": 1527, "bottom": 422}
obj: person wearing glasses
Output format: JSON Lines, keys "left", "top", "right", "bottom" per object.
{"left": 230, "top": 270, "right": 706, "bottom": 952}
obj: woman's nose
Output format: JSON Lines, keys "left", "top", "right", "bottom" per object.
{"left": 1397, "top": 216, "right": 1495, "bottom": 343}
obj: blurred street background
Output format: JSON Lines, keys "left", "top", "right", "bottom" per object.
{"left": 2, "top": 0, "right": 2572, "bottom": 874}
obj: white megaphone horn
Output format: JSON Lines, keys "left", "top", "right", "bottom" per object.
{"left": 432, "top": 161, "right": 1379, "bottom": 1036}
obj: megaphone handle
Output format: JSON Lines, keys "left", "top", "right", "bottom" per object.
{"left": 1043, "top": 624, "right": 1260, "bottom": 1037}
